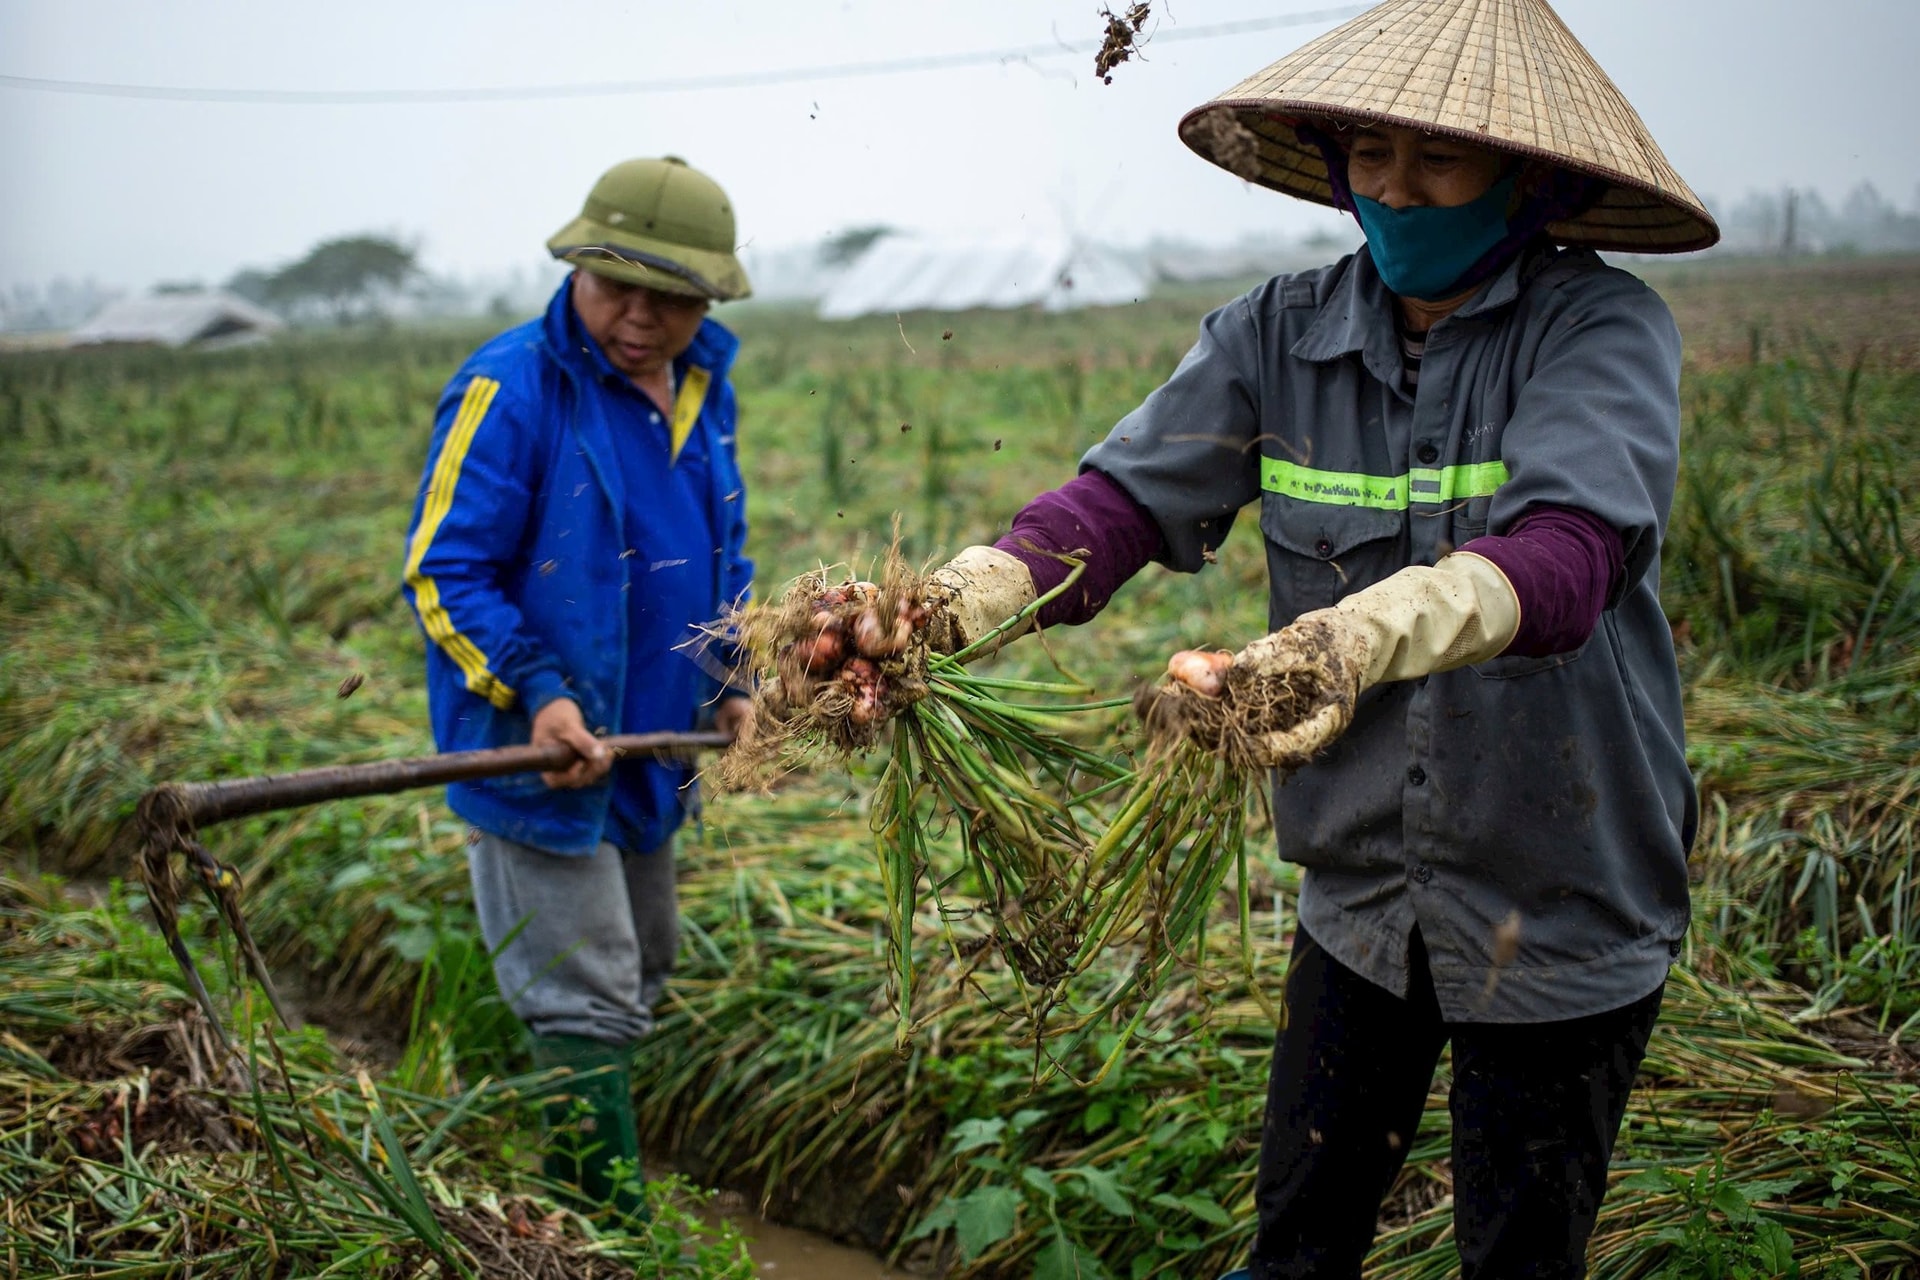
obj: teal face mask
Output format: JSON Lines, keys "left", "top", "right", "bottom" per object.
{"left": 1353, "top": 173, "right": 1519, "bottom": 302}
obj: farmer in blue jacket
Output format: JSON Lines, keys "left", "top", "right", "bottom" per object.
{"left": 401, "top": 156, "right": 754, "bottom": 1216}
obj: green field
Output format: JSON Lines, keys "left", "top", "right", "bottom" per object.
{"left": 1, "top": 255, "right": 1917, "bottom": 1278}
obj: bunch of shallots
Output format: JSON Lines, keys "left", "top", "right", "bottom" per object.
{"left": 769, "top": 581, "right": 931, "bottom": 729}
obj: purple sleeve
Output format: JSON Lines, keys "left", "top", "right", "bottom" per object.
{"left": 1461, "top": 505, "right": 1625, "bottom": 657}
{"left": 993, "top": 469, "right": 1168, "bottom": 627}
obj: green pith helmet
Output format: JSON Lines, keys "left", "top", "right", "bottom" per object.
{"left": 547, "top": 156, "right": 752, "bottom": 301}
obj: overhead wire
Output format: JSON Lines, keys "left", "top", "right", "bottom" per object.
{"left": 0, "top": 6, "right": 1368, "bottom": 105}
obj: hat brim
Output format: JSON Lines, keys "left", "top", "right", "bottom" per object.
{"left": 1180, "top": 104, "right": 1718, "bottom": 255}
{"left": 546, "top": 215, "right": 753, "bottom": 301}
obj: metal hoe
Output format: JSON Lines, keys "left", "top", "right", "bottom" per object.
{"left": 133, "top": 731, "right": 731, "bottom": 1050}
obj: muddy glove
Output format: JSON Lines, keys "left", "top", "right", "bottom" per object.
{"left": 924, "top": 545, "right": 1038, "bottom": 658}
{"left": 1222, "top": 552, "right": 1520, "bottom": 769}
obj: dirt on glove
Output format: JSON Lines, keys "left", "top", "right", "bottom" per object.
{"left": 1133, "top": 616, "right": 1357, "bottom": 773}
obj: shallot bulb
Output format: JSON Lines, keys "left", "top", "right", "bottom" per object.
{"left": 851, "top": 605, "right": 915, "bottom": 658}
{"left": 1166, "top": 649, "right": 1232, "bottom": 697}
{"left": 791, "top": 625, "right": 847, "bottom": 673}
{"left": 839, "top": 657, "right": 887, "bottom": 724}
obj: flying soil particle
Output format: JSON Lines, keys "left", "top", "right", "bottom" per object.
{"left": 1094, "top": 3, "right": 1152, "bottom": 83}
{"left": 336, "top": 672, "right": 365, "bottom": 699}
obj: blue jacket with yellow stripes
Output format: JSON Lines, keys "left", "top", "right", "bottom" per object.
{"left": 401, "top": 279, "right": 751, "bottom": 856}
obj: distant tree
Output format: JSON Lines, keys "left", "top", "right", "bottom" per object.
{"left": 152, "top": 280, "right": 206, "bottom": 295}
{"left": 224, "top": 267, "right": 274, "bottom": 307}
{"left": 818, "top": 225, "right": 895, "bottom": 268}
{"left": 266, "top": 235, "right": 418, "bottom": 325}
{"left": 1841, "top": 181, "right": 1891, "bottom": 225}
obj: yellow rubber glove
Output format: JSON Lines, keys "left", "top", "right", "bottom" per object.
{"left": 924, "top": 545, "right": 1038, "bottom": 658}
{"left": 1232, "top": 551, "right": 1521, "bottom": 768}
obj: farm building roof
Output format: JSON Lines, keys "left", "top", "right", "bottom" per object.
{"left": 817, "top": 236, "right": 1149, "bottom": 319}
{"left": 68, "top": 291, "right": 285, "bottom": 349}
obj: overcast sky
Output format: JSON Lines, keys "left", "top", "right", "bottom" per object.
{"left": 2, "top": 0, "right": 1916, "bottom": 294}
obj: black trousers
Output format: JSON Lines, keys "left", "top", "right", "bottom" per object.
{"left": 1247, "top": 927, "right": 1664, "bottom": 1280}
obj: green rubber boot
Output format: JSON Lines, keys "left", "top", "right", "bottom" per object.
{"left": 530, "top": 1035, "right": 648, "bottom": 1221}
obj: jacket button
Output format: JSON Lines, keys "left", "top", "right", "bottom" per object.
{"left": 1407, "top": 764, "right": 1427, "bottom": 786}
{"left": 1314, "top": 537, "right": 1334, "bottom": 558}
{"left": 1416, "top": 442, "right": 1439, "bottom": 465}
{"left": 1413, "top": 863, "right": 1433, "bottom": 884}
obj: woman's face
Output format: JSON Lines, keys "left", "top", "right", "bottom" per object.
{"left": 1345, "top": 125, "right": 1507, "bottom": 210}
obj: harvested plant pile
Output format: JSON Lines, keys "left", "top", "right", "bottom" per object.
{"left": 0, "top": 875, "right": 753, "bottom": 1279}
{"left": 643, "top": 788, "right": 1920, "bottom": 1279}
{"left": 721, "top": 562, "right": 1268, "bottom": 1064}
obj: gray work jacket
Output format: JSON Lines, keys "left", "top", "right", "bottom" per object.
{"left": 1084, "top": 244, "right": 1696, "bottom": 1022}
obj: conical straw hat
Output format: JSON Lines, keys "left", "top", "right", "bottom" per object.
{"left": 1178, "top": 0, "right": 1718, "bottom": 253}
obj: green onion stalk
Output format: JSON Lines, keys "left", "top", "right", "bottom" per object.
{"left": 841, "top": 567, "right": 1274, "bottom": 1075}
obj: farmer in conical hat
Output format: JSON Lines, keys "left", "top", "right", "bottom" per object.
{"left": 401, "top": 156, "right": 755, "bottom": 1218}
{"left": 919, "top": 1, "right": 1715, "bottom": 1272}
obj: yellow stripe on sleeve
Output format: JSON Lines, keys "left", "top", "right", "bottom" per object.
{"left": 403, "top": 376, "right": 518, "bottom": 710}
{"left": 669, "top": 366, "right": 712, "bottom": 464}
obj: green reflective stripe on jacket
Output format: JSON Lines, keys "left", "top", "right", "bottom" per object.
{"left": 1261, "top": 457, "right": 1509, "bottom": 509}
{"left": 1420, "top": 460, "right": 1510, "bottom": 502}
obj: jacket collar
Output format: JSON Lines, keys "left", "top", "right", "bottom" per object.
{"left": 1289, "top": 242, "right": 1545, "bottom": 382}
{"left": 541, "top": 275, "right": 740, "bottom": 390}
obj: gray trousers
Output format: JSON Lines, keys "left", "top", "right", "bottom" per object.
{"left": 466, "top": 829, "right": 679, "bottom": 1045}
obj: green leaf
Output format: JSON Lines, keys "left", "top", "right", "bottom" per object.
{"left": 1617, "top": 1168, "right": 1671, "bottom": 1195}
{"left": 1011, "top": 1108, "right": 1048, "bottom": 1134}
{"left": 1032, "top": 1228, "right": 1110, "bottom": 1280}
{"left": 902, "top": 1198, "right": 959, "bottom": 1241}
{"left": 386, "top": 923, "right": 437, "bottom": 963}
{"left": 950, "top": 1117, "right": 1007, "bottom": 1153}
{"left": 1734, "top": 1175, "right": 1803, "bottom": 1202}
{"left": 953, "top": 1186, "right": 1021, "bottom": 1261}
{"left": 1021, "top": 1165, "right": 1058, "bottom": 1200}
{"left": 1083, "top": 1100, "right": 1113, "bottom": 1132}
{"left": 1713, "top": 1181, "right": 1755, "bottom": 1221}
{"left": 326, "top": 862, "right": 378, "bottom": 892}
{"left": 1177, "top": 1193, "right": 1233, "bottom": 1227}
{"left": 1751, "top": 1219, "right": 1798, "bottom": 1275}
{"left": 1066, "top": 1166, "right": 1132, "bottom": 1217}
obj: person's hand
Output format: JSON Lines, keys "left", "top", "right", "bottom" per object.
{"left": 1157, "top": 553, "right": 1522, "bottom": 769}
{"left": 714, "top": 695, "right": 755, "bottom": 747}
{"left": 923, "top": 546, "right": 1038, "bottom": 658}
{"left": 1219, "top": 612, "right": 1372, "bottom": 768}
{"left": 1155, "top": 616, "right": 1371, "bottom": 769}
{"left": 531, "top": 697, "right": 612, "bottom": 788}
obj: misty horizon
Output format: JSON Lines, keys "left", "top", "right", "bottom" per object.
{"left": 4, "top": 1, "right": 1917, "bottom": 314}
